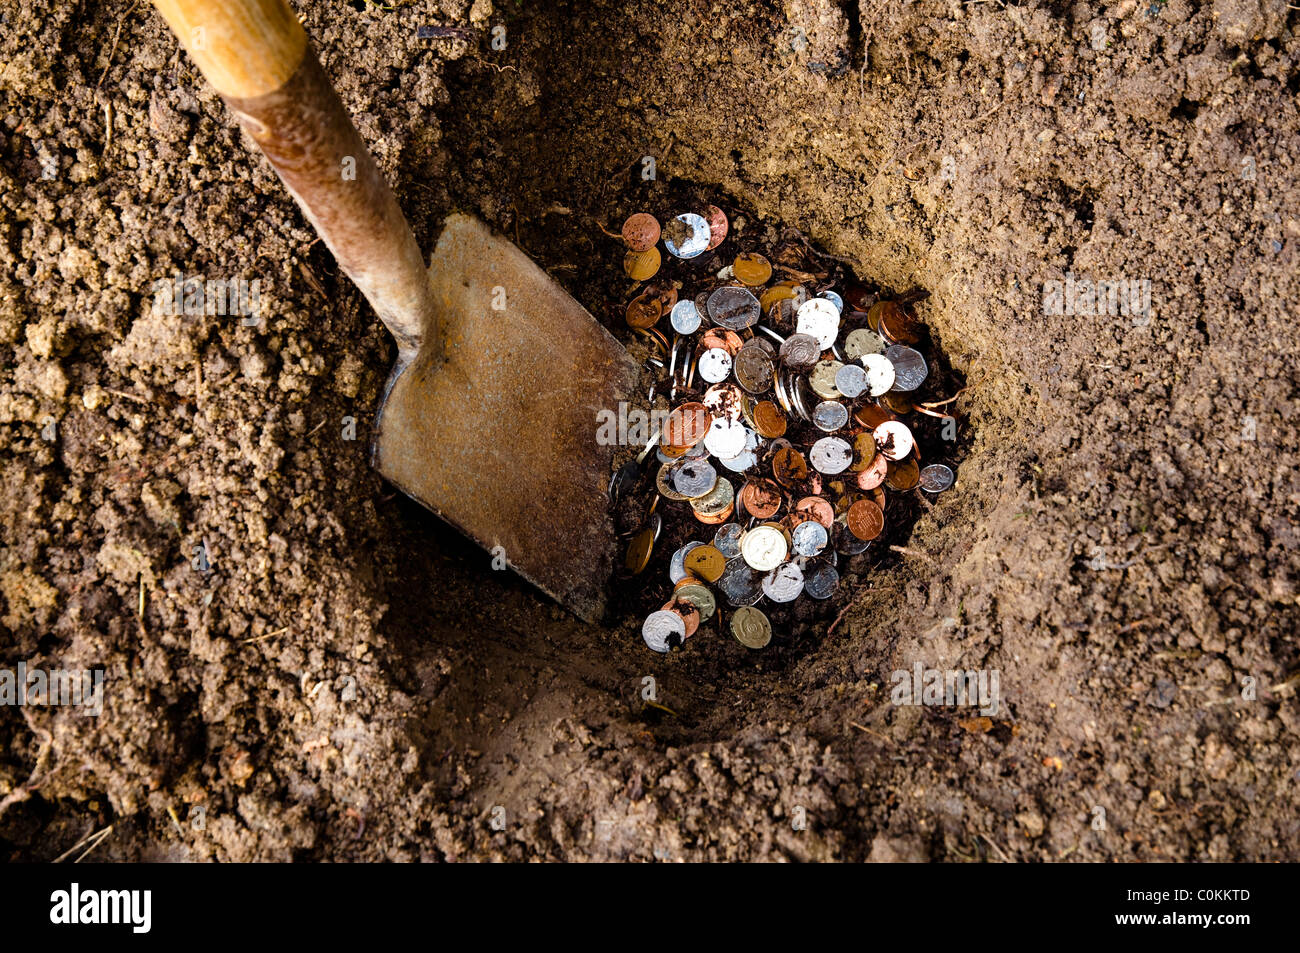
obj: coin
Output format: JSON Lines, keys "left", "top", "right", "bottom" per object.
{"left": 624, "top": 247, "right": 661, "bottom": 281}
{"left": 740, "top": 525, "right": 788, "bottom": 571}
{"left": 856, "top": 453, "right": 889, "bottom": 490}
{"left": 862, "top": 353, "right": 896, "bottom": 396}
{"left": 625, "top": 293, "right": 662, "bottom": 329}
{"left": 690, "top": 475, "right": 735, "bottom": 520}
{"left": 796, "top": 298, "right": 840, "bottom": 350}
{"left": 704, "top": 205, "right": 729, "bottom": 250}
{"left": 698, "top": 347, "right": 733, "bottom": 384}
{"left": 701, "top": 417, "right": 745, "bottom": 458}
{"left": 778, "top": 332, "right": 822, "bottom": 370}
{"left": 624, "top": 526, "right": 654, "bottom": 573}
{"left": 847, "top": 499, "right": 885, "bottom": 540}
{"left": 835, "top": 363, "right": 869, "bottom": 398}
{"left": 803, "top": 562, "right": 840, "bottom": 600}
{"left": 656, "top": 463, "right": 692, "bottom": 501}
{"left": 760, "top": 284, "right": 797, "bottom": 314}
{"left": 873, "top": 420, "right": 915, "bottom": 460}
{"left": 809, "top": 436, "right": 853, "bottom": 474}
{"left": 733, "top": 252, "right": 773, "bottom": 286}
{"left": 673, "top": 458, "right": 718, "bottom": 498}
{"left": 703, "top": 383, "right": 745, "bottom": 422}
{"left": 822, "top": 290, "right": 844, "bottom": 313}
{"left": 669, "top": 541, "right": 704, "bottom": 582}
{"left": 834, "top": 523, "right": 870, "bottom": 555}
{"left": 701, "top": 327, "right": 745, "bottom": 355}
{"left": 707, "top": 286, "right": 762, "bottom": 330}
{"left": 771, "top": 446, "right": 809, "bottom": 485}
{"left": 665, "top": 402, "right": 711, "bottom": 447}
{"left": 684, "top": 543, "right": 726, "bottom": 582}
{"left": 791, "top": 519, "right": 830, "bottom": 556}
{"left": 847, "top": 431, "right": 877, "bottom": 472}
{"left": 717, "top": 557, "right": 764, "bottom": 607}
{"left": 885, "top": 457, "right": 921, "bottom": 491}
{"left": 812, "top": 400, "right": 849, "bottom": 432}
{"left": 794, "top": 495, "right": 835, "bottom": 528}
{"left": 713, "top": 522, "right": 745, "bottom": 557}
{"left": 919, "top": 463, "right": 955, "bottom": 493}
{"left": 884, "top": 345, "right": 928, "bottom": 392}
{"left": 673, "top": 581, "right": 717, "bottom": 622}
{"left": 879, "top": 301, "right": 922, "bottom": 345}
{"left": 642, "top": 609, "right": 686, "bottom": 652}
{"left": 752, "top": 400, "right": 787, "bottom": 438}
{"left": 670, "top": 299, "right": 702, "bottom": 334}
{"left": 739, "top": 478, "right": 783, "bottom": 519}
{"left": 844, "top": 327, "right": 886, "bottom": 359}
{"left": 663, "top": 212, "right": 711, "bottom": 259}
{"left": 808, "top": 359, "right": 844, "bottom": 399}
{"left": 734, "top": 344, "right": 775, "bottom": 393}
{"left": 622, "top": 212, "right": 661, "bottom": 251}
{"left": 762, "top": 561, "right": 805, "bottom": 602}
{"left": 731, "top": 606, "right": 773, "bottom": 648}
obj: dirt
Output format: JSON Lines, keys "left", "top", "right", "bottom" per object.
{"left": 1, "top": 0, "right": 1298, "bottom": 862}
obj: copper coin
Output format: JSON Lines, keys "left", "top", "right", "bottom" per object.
{"left": 847, "top": 499, "right": 885, "bottom": 541}
{"left": 704, "top": 205, "right": 729, "bottom": 250}
{"left": 885, "top": 457, "right": 921, "bottom": 491}
{"left": 683, "top": 544, "right": 727, "bottom": 583}
{"left": 661, "top": 597, "right": 700, "bottom": 638}
{"left": 691, "top": 477, "right": 735, "bottom": 520}
{"left": 733, "top": 252, "right": 773, "bottom": 287}
{"left": 622, "top": 213, "right": 661, "bottom": 252}
{"left": 752, "top": 400, "right": 787, "bottom": 438}
{"left": 665, "top": 402, "right": 711, "bottom": 447}
{"left": 854, "top": 404, "right": 897, "bottom": 430}
{"left": 694, "top": 500, "right": 735, "bottom": 525}
{"left": 771, "top": 446, "right": 808, "bottom": 486}
{"left": 734, "top": 344, "right": 775, "bottom": 394}
{"left": 857, "top": 453, "right": 889, "bottom": 490}
{"left": 740, "top": 478, "right": 783, "bottom": 519}
{"left": 701, "top": 327, "right": 744, "bottom": 355}
{"left": 845, "top": 284, "right": 873, "bottom": 311}
{"left": 879, "top": 302, "right": 922, "bottom": 345}
{"left": 625, "top": 293, "right": 662, "bottom": 329}
{"left": 882, "top": 392, "right": 914, "bottom": 413}
{"left": 866, "top": 300, "right": 888, "bottom": 332}
{"left": 794, "top": 495, "right": 835, "bottom": 529}
{"left": 624, "top": 526, "right": 655, "bottom": 573}
{"left": 624, "top": 247, "right": 661, "bottom": 281}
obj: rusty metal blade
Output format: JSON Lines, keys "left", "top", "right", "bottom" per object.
{"left": 373, "top": 214, "right": 639, "bottom": 622}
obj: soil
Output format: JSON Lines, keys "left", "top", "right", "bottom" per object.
{"left": 1, "top": 0, "right": 1298, "bottom": 861}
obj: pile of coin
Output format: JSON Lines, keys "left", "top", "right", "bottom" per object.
{"left": 615, "top": 206, "right": 957, "bottom": 654}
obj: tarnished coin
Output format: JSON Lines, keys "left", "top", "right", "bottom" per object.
{"left": 717, "top": 557, "right": 764, "bottom": 607}
{"left": 690, "top": 475, "right": 735, "bottom": 519}
{"left": 698, "top": 347, "right": 733, "bottom": 384}
{"left": 734, "top": 344, "right": 775, "bottom": 393}
{"left": 657, "top": 463, "right": 692, "bottom": 501}
{"left": 733, "top": 252, "right": 773, "bottom": 287}
{"left": 856, "top": 453, "right": 890, "bottom": 490}
{"left": 684, "top": 543, "right": 726, "bottom": 583}
{"left": 791, "top": 519, "right": 830, "bottom": 557}
{"left": 673, "top": 458, "right": 718, "bottom": 498}
{"left": 661, "top": 597, "right": 700, "bottom": 637}
{"left": 624, "top": 247, "right": 661, "bottom": 281}
{"left": 731, "top": 605, "right": 773, "bottom": 648}
{"left": 625, "top": 293, "right": 662, "bottom": 329}
{"left": 808, "top": 359, "right": 845, "bottom": 399}
{"left": 713, "top": 522, "right": 745, "bottom": 557}
{"left": 848, "top": 430, "right": 877, "bottom": 472}
{"left": 642, "top": 609, "right": 686, "bottom": 653}
{"left": 835, "top": 363, "right": 869, "bottom": 398}
{"left": 673, "top": 581, "right": 716, "bottom": 622}
{"left": 670, "top": 299, "right": 702, "bottom": 334}
{"left": 813, "top": 400, "right": 849, "bottom": 432}
{"left": 703, "top": 417, "right": 747, "bottom": 458}
{"left": 920, "top": 463, "right": 955, "bottom": 493}
{"left": 809, "top": 436, "right": 853, "bottom": 474}
{"left": 707, "top": 286, "right": 762, "bottom": 331}
{"left": 885, "top": 457, "right": 921, "bottom": 491}
{"left": 752, "top": 400, "right": 787, "bottom": 438}
{"left": 884, "top": 345, "right": 928, "bottom": 392}
{"left": 803, "top": 561, "right": 840, "bottom": 600}
{"left": 844, "top": 327, "right": 887, "bottom": 359}
{"left": 847, "top": 499, "right": 885, "bottom": 541}
{"left": 834, "top": 523, "right": 870, "bottom": 555}
{"left": 796, "top": 298, "right": 840, "bottom": 350}
{"left": 762, "top": 561, "right": 805, "bottom": 603}
{"left": 794, "top": 495, "right": 835, "bottom": 528}
{"left": 622, "top": 212, "right": 661, "bottom": 251}
{"left": 669, "top": 541, "right": 704, "bottom": 583}
{"left": 704, "top": 205, "right": 729, "bottom": 250}
{"left": 704, "top": 383, "right": 745, "bottom": 422}
{"left": 663, "top": 212, "right": 711, "bottom": 259}
{"left": 779, "top": 332, "right": 822, "bottom": 370}
{"left": 624, "top": 526, "right": 654, "bottom": 574}
{"left": 739, "top": 478, "right": 783, "bottom": 519}
{"left": 740, "top": 525, "right": 788, "bottom": 571}
{"left": 771, "top": 446, "right": 809, "bottom": 486}
{"left": 873, "top": 420, "right": 915, "bottom": 461}
{"left": 862, "top": 353, "right": 896, "bottom": 396}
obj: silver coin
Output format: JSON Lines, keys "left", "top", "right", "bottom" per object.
{"left": 844, "top": 327, "right": 886, "bottom": 359}
{"left": 778, "top": 332, "right": 822, "bottom": 370}
{"left": 713, "top": 523, "right": 745, "bottom": 557}
{"left": 812, "top": 400, "right": 849, "bottom": 432}
{"left": 862, "top": 353, "right": 896, "bottom": 396}
{"left": 670, "top": 300, "right": 702, "bottom": 335}
{"left": 919, "top": 463, "right": 955, "bottom": 493}
{"left": 642, "top": 609, "right": 687, "bottom": 652}
{"left": 884, "top": 345, "right": 928, "bottom": 392}
{"left": 809, "top": 436, "right": 853, "bottom": 474}
{"left": 834, "top": 363, "right": 869, "bottom": 398}
{"left": 698, "top": 347, "right": 733, "bottom": 384}
{"left": 707, "top": 286, "right": 761, "bottom": 331}
{"left": 803, "top": 562, "right": 840, "bottom": 600}
{"left": 672, "top": 459, "right": 717, "bottom": 498}
{"left": 717, "top": 448, "right": 758, "bottom": 472}
{"left": 796, "top": 298, "right": 841, "bottom": 350}
{"left": 822, "top": 291, "right": 844, "bottom": 314}
{"left": 717, "top": 557, "right": 764, "bottom": 607}
{"left": 703, "top": 417, "right": 748, "bottom": 458}
{"left": 835, "top": 524, "right": 870, "bottom": 555}
{"left": 762, "top": 561, "right": 805, "bottom": 603}
{"left": 873, "top": 420, "right": 915, "bottom": 460}
{"left": 791, "top": 519, "right": 829, "bottom": 556}
{"left": 669, "top": 541, "right": 705, "bottom": 583}
{"left": 663, "top": 213, "right": 711, "bottom": 259}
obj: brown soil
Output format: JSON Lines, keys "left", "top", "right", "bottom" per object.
{"left": 1, "top": 0, "right": 1298, "bottom": 861}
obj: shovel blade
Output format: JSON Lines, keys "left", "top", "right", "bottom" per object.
{"left": 373, "top": 214, "right": 639, "bottom": 622}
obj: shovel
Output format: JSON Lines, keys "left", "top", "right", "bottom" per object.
{"left": 151, "top": 0, "right": 639, "bottom": 621}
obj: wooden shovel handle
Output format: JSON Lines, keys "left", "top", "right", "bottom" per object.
{"left": 151, "top": 0, "right": 434, "bottom": 361}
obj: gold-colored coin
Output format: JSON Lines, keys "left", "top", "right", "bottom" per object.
{"left": 759, "top": 284, "right": 797, "bottom": 314}
{"left": 656, "top": 464, "right": 691, "bottom": 501}
{"left": 733, "top": 252, "right": 773, "bottom": 287}
{"left": 753, "top": 400, "right": 788, "bottom": 438}
{"left": 848, "top": 431, "right": 877, "bottom": 472}
{"left": 624, "top": 247, "right": 662, "bottom": 281}
{"left": 731, "top": 606, "right": 772, "bottom": 649}
{"left": 885, "top": 456, "right": 921, "bottom": 491}
{"left": 683, "top": 544, "right": 726, "bottom": 583}
{"left": 624, "top": 527, "right": 654, "bottom": 574}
